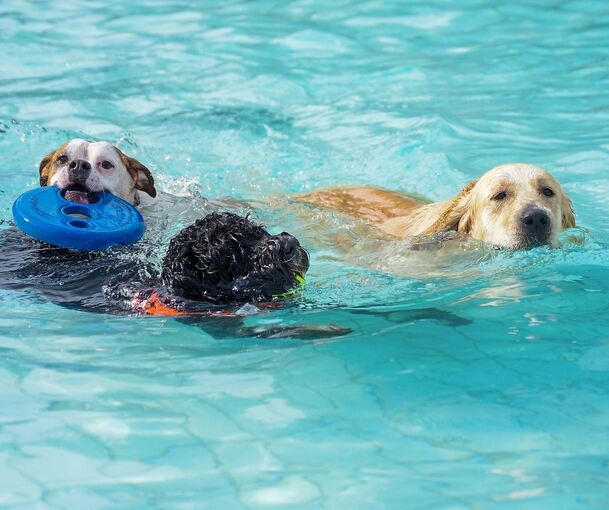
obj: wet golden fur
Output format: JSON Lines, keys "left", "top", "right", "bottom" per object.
{"left": 298, "top": 163, "right": 575, "bottom": 249}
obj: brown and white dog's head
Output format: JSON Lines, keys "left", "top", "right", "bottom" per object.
{"left": 428, "top": 163, "right": 575, "bottom": 249}
{"left": 38, "top": 139, "right": 156, "bottom": 205}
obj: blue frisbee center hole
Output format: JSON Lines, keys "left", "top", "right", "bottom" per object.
{"left": 61, "top": 205, "right": 95, "bottom": 220}
{"left": 68, "top": 219, "right": 91, "bottom": 229}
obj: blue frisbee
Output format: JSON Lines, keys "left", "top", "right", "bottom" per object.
{"left": 12, "top": 186, "right": 145, "bottom": 251}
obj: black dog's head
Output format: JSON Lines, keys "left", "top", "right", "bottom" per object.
{"left": 161, "top": 212, "right": 309, "bottom": 304}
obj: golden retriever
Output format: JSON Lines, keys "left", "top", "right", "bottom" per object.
{"left": 297, "top": 163, "right": 575, "bottom": 249}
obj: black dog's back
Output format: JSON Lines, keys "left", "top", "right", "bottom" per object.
{"left": 0, "top": 227, "right": 149, "bottom": 314}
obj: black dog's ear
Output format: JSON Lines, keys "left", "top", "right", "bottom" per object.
{"left": 162, "top": 212, "right": 271, "bottom": 302}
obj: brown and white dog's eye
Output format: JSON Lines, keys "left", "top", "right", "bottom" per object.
{"left": 542, "top": 187, "right": 554, "bottom": 197}
{"left": 492, "top": 191, "right": 507, "bottom": 201}
{"left": 57, "top": 154, "right": 68, "bottom": 165}
{"left": 100, "top": 160, "right": 114, "bottom": 170}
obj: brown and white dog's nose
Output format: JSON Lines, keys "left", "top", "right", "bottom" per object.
{"left": 520, "top": 208, "right": 551, "bottom": 240}
{"left": 67, "top": 159, "right": 91, "bottom": 183}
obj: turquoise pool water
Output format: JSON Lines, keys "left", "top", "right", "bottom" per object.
{"left": 2, "top": 1, "right": 609, "bottom": 508}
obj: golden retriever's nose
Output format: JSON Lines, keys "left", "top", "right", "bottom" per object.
{"left": 521, "top": 208, "right": 551, "bottom": 241}
{"left": 67, "top": 159, "right": 91, "bottom": 184}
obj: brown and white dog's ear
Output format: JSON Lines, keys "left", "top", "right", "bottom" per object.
{"left": 425, "top": 180, "right": 478, "bottom": 234}
{"left": 38, "top": 150, "right": 55, "bottom": 186}
{"left": 38, "top": 143, "right": 68, "bottom": 186}
{"left": 118, "top": 150, "right": 157, "bottom": 198}
{"left": 561, "top": 191, "right": 576, "bottom": 229}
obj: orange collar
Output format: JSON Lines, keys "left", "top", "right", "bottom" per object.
{"left": 134, "top": 290, "right": 282, "bottom": 317}
{"left": 143, "top": 292, "right": 189, "bottom": 316}
{"left": 136, "top": 291, "right": 237, "bottom": 317}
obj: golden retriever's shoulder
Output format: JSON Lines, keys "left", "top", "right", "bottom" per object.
{"left": 381, "top": 180, "right": 479, "bottom": 238}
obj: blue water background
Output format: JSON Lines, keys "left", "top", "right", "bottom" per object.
{"left": 1, "top": 1, "right": 609, "bottom": 508}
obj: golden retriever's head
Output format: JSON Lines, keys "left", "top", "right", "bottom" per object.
{"left": 38, "top": 139, "right": 156, "bottom": 205}
{"left": 429, "top": 163, "right": 575, "bottom": 249}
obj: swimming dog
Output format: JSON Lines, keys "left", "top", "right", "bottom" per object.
{"left": 297, "top": 163, "right": 575, "bottom": 250}
{"left": 144, "top": 212, "right": 310, "bottom": 310}
{"left": 0, "top": 211, "right": 357, "bottom": 338}
{"left": 38, "top": 139, "right": 156, "bottom": 206}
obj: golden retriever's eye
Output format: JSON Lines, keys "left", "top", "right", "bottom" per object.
{"left": 57, "top": 155, "right": 68, "bottom": 165}
{"left": 492, "top": 191, "right": 507, "bottom": 201}
{"left": 100, "top": 160, "right": 114, "bottom": 170}
{"left": 542, "top": 187, "right": 554, "bottom": 197}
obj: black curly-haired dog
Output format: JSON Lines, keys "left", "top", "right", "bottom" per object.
{"left": 0, "top": 211, "right": 356, "bottom": 339}
{"left": 127, "top": 212, "right": 354, "bottom": 338}
{"left": 161, "top": 212, "right": 309, "bottom": 305}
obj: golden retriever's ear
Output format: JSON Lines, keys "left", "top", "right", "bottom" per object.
{"left": 561, "top": 192, "right": 575, "bottom": 229}
{"left": 425, "top": 180, "right": 477, "bottom": 234}
{"left": 457, "top": 208, "right": 474, "bottom": 235}
{"left": 118, "top": 150, "right": 157, "bottom": 198}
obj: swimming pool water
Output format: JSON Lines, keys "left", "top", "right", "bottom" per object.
{"left": 2, "top": 1, "right": 609, "bottom": 508}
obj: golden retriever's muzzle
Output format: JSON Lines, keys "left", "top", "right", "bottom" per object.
{"left": 519, "top": 207, "right": 551, "bottom": 247}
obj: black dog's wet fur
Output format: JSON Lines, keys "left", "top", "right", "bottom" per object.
{"left": 162, "top": 212, "right": 309, "bottom": 304}
{"left": 0, "top": 212, "right": 351, "bottom": 339}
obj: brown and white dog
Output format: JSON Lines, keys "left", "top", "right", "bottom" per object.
{"left": 298, "top": 164, "right": 575, "bottom": 249}
{"left": 38, "top": 139, "right": 156, "bottom": 205}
